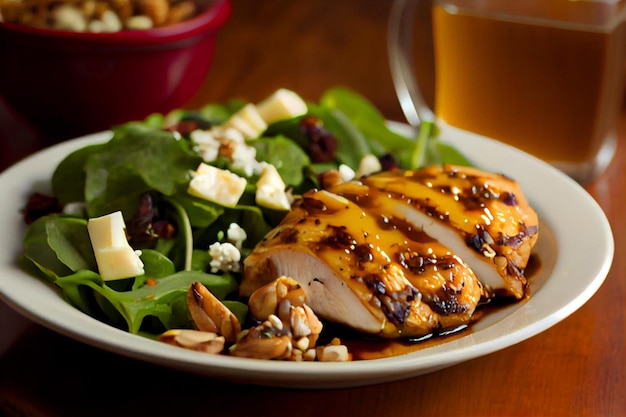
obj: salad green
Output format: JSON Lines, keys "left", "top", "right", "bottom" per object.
{"left": 20, "top": 87, "right": 472, "bottom": 339}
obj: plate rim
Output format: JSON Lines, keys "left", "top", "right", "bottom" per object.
{"left": 0, "top": 126, "right": 614, "bottom": 388}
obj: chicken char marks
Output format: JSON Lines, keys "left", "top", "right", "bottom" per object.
{"left": 242, "top": 164, "right": 539, "bottom": 339}
{"left": 361, "top": 164, "right": 539, "bottom": 299}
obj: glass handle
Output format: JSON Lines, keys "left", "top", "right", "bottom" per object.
{"left": 387, "top": 0, "right": 435, "bottom": 127}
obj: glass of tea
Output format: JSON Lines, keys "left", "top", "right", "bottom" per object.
{"left": 389, "top": 0, "right": 626, "bottom": 184}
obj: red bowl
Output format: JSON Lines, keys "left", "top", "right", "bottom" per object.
{"left": 0, "top": 0, "right": 231, "bottom": 142}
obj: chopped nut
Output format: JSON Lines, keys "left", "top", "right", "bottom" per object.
{"left": 317, "top": 169, "right": 344, "bottom": 189}
{"left": 303, "top": 304, "right": 323, "bottom": 335}
{"left": 159, "top": 329, "right": 225, "bottom": 354}
{"left": 87, "top": 19, "right": 105, "bottom": 31}
{"left": 248, "top": 276, "right": 305, "bottom": 320}
{"left": 267, "top": 314, "right": 283, "bottom": 331}
{"left": 494, "top": 255, "right": 508, "bottom": 269}
{"left": 81, "top": 0, "right": 96, "bottom": 18}
{"left": 329, "top": 337, "right": 342, "bottom": 345}
{"left": 302, "top": 348, "right": 317, "bottom": 361}
{"left": 52, "top": 4, "right": 87, "bottom": 31}
{"left": 230, "top": 275, "right": 348, "bottom": 361}
{"left": 230, "top": 328, "right": 292, "bottom": 360}
{"left": 137, "top": 0, "right": 168, "bottom": 26}
{"left": 290, "top": 306, "right": 311, "bottom": 338}
{"left": 93, "top": 0, "right": 110, "bottom": 19}
{"left": 295, "top": 336, "right": 310, "bottom": 351}
{"left": 110, "top": 0, "right": 132, "bottom": 22}
{"left": 186, "top": 282, "right": 241, "bottom": 343}
{"left": 126, "top": 14, "right": 153, "bottom": 29}
{"left": 0, "top": 0, "right": 201, "bottom": 31}
{"left": 100, "top": 9, "right": 122, "bottom": 31}
{"left": 165, "top": 0, "right": 194, "bottom": 24}
{"left": 290, "top": 349, "right": 303, "bottom": 362}
{"left": 277, "top": 298, "right": 292, "bottom": 324}
{"left": 317, "top": 344, "right": 350, "bottom": 362}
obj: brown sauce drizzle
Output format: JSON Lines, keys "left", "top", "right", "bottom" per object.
{"left": 329, "top": 323, "right": 471, "bottom": 361}
{"left": 331, "top": 253, "right": 542, "bottom": 361}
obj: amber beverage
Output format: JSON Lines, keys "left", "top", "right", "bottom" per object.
{"left": 429, "top": 0, "right": 626, "bottom": 183}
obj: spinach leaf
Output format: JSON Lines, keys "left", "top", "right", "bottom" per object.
{"left": 262, "top": 116, "right": 308, "bottom": 150}
{"left": 56, "top": 269, "right": 239, "bottom": 334}
{"left": 319, "top": 87, "right": 415, "bottom": 161}
{"left": 83, "top": 124, "right": 202, "bottom": 217}
{"left": 322, "top": 87, "right": 473, "bottom": 169}
{"left": 308, "top": 104, "right": 371, "bottom": 169}
{"left": 194, "top": 204, "right": 273, "bottom": 250}
{"left": 51, "top": 143, "right": 107, "bottom": 205}
{"left": 197, "top": 102, "right": 236, "bottom": 125}
{"left": 251, "top": 135, "right": 311, "bottom": 187}
{"left": 428, "top": 141, "right": 474, "bottom": 167}
{"left": 174, "top": 194, "right": 225, "bottom": 228}
{"left": 410, "top": 120, "right": 474, "bottom": 168}
{"left": 132, "top": 249, "right": 177, "bottom": 289}
{"left": 22, "top": 216, "right": 96, "bottom": 280}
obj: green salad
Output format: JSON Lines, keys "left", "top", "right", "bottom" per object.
{"left": 20, "top": 87, "right": 471, "bottom": 341}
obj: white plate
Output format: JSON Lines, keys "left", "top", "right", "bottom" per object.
{"left": 0, "top": 126, "right": 613, "bottom": 389}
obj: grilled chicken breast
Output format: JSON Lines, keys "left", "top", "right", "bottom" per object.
{"left": 241, "top": 164, "right": 538, "bottom": 339}
{"left": 360, "top": 164, "right": 539, "bottom": 299}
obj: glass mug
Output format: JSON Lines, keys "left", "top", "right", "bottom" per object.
{"left": 389, "top": 0, "right": 626, "bottom": 183}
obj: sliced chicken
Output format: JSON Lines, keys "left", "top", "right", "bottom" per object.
{"left": 242, "top": 183, "right": 485, "bottom": 339}
{"left": 359, "top": 164, "right": 539, "bottom": 299}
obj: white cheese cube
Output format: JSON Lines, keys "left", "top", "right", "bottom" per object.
{"left": 87, "top": 211, "right": 145, "bottom": 281}
{"left": 91, "top": 246, "right": 145, "bottom": 281}
{"left": 224, "top": 103, "right": 267, "bottom": 139}
{"left": 255, "top": 164, "right": 291, "bottom": 210}
{"left": 188, "top": 163, "right": 247, "bottom": 207}
{"left": 256, "top": 89, "right": 308, "bottom": 124}
{"left": 256, "top": 184, "right": 291, "bottom": 211}
{"left": 227, "top": 223, "right": 247, "bottom": 249}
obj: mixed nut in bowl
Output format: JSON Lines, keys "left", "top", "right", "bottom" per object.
{"left": 0, "top": 0, "right": 231, "bottom": 142}
{"left": 1, "top": 0, "right": 208, "bottom": 31}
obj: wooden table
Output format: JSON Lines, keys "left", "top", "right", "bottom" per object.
{"left": 1, "top": 1, "right": 624, "bottom": 416}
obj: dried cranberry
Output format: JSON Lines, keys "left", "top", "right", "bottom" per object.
{"left": 127, "top": 194, "right": 176, "bottom": 243}
{"left": 299, "top": 116, "right": 338, "bottom": 163}
{"left": 309, "top": 135, "right": 338, "bottom": 163}
{"left": 379, "top": 154, "right": 400, "bottom": 171}
{"left": 22, "top": 193, "right": 62, "bottom": 224}
{"left": 164, "top": 120, "right": 198, "bottom": 135}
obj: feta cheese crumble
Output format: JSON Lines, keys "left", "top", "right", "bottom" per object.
{"left": 190, "top": 126, "right": 265, "bottom": 176}
{"left": 227, "top": 223, "right": 247, "bottom": 250}
{"left": 208, "top": 241, "right": 242, "bottom": 273}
